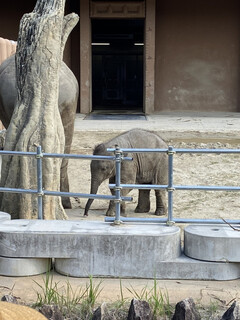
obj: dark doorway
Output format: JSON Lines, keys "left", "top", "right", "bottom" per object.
{"left": 92, "top": 19, "right": 144, "bottom": 112}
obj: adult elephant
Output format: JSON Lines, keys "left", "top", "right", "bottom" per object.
{"left": 0, "top": 54, "right": 79, "bottom": 209}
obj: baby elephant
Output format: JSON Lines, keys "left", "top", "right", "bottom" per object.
{"left": 84, "top": 129, "right": 168, "bottom": 217}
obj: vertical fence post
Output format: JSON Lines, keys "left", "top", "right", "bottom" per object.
{"left": 114, "top": 145, "right": 122, "bottom": 225}
{"left": 36, "top": 145, "right": 43, "bottom": 219}
{"left": 167, "top": 146, "right": 175, "bottom": 225}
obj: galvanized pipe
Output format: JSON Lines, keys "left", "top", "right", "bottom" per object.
{"left": 167, "top": 146, "right": 174, "bottom": 224}
{"left": 36, "top": 146, "right": 43, "bottom": 220}
{"left": 114, "top": 145, "right": 122, "bottom": 224}
{"left": 105, "top": 217, "right": 240, "bottom": 224}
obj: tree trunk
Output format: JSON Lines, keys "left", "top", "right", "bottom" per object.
{"left": 0, "top": 0, "right": 79, "bottom": 219}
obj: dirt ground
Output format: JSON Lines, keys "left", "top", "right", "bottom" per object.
{"left": 67, "top": 138, "right": 240, "bottom": 223}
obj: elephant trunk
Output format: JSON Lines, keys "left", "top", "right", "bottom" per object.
{"left": 84, "top": 180, "right": 100, "bottom": 216}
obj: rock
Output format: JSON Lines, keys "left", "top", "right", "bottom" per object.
{"left": 127, "top": 298, "right": 153, "bottom": 320}
{"left": 172, "top": 297, "right": 201, "bottom": 320}
{"left": 0, "top": 301, "right": 47, "bottom": 319}
{"left": 221, "top": 301, "right": 240, "bottom": 320}
{"left": 38, "top": 305, "right": 64, "bottom": 320}
{"left": 1, "top": 294, "right": 18, "bottom": 303}
{"left": 92, "top": 302, "right": 108, "bottom": 319}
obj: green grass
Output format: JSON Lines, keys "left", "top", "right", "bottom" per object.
{"left": 126, "top": 278, "right": 173, "bottom": 319}
{"left": 32, "top": 272, "right": 103, "bottom": 318}
{"left": 32, "top": 273, "right": 176, "bottom": 319}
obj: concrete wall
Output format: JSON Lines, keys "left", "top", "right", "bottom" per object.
{"left": 155, "top": 0, "right": 240, "bottom": 112}
{"left": 1, "top": 0, "right": 240, "bottom": 113}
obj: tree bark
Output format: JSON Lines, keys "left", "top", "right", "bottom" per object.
{"left": 0, "top": 0, "right": 79, "bottom": 219}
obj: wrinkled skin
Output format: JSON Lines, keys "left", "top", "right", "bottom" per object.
{"left": 84, "top": 129, "right": 168, "bottom": 217}
{"left": 0, "top": 55, "right": 79, "bottom": 208}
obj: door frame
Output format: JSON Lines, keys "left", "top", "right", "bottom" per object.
{"left": 79, "top": 0, "right": 156, "bottom": 114}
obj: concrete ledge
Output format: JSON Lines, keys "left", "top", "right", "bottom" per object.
{"left": 0, "top": 257, "right": 51, "bottom": 277}
{"left": 0, "top": 220, "right": 181, "bottom": 260}
{"left": 0, "top": 211, "right": 10, "bottom": 221}
{"left": 184, "top": 224, "right": 240, "bottom": 262}
{"left": 55, "top": 253, "right": 240, "bottom": 280}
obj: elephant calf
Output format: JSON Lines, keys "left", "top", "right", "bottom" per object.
{"left": 84, "top": 129, "right": 168, "bottom": 217}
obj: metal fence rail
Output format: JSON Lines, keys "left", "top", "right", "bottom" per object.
{"left": 105, "top": 146, "right": 240, "bottom": 225}
{"left": 0, "top": 145, "right": 240, "bottom": 225}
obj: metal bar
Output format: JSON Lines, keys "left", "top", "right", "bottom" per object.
{"left": 105, "top": 217, "right": 240, "bottom": 224}
{"left": 0, "top": 188, "right": 37, "bottom": 194}
{"left": 176, "top": 185, "right": 240, "bottom": 191}
{"left": 107, "top": 148, "right": 168, "bottom": 153}
{"left": 167, "top": 146, "right": 174, "bottom": 224}
{"left": 0, "top": 150, "right": 36, "bottom": 156}
{"left": 44, "top": 190, "right": 132, "bottom": 201}
{"left": 43, "top": 153, "right": 116, "bottom": 161}
{"left": 107, "top": 148, "right": 240, "bottom": 154}
{"left": 36, "top": 146, "right": 43, "bottom": 220}
{"left": 110, "top": 184, "right": 240, "bottom": 192}
{"left": 109, "top": 183, "right": 168, "bottom": 190}
{"left": 42, "top": 152, "right": 132, "bottom": 162}
{"left": 114, "top": 145, "right": 122, "bottom": 224}
{"left": 173, "top": 148, "right": 240, "bottom": 154}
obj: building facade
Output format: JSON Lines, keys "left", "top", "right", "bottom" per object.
{"left": 1, "top": 0, "right": 240, "bottom": 114}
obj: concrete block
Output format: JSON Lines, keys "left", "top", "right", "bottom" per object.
{"left": 0, "top": 220, "right": 181, "bottom": 261}
{"left": 0, "top": 257, "right": 51, "bottom": 276}
{"left": 184, "top": 224, "right": 240, "bottom": 262}
{"left": 55, "top": 253, "right": 240, "bottom": 280}
{"left": 0, "top": 211, "right": 10, "bottom": 221}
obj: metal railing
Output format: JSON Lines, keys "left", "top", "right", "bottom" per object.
{"left": 0, "top": 145, "right": 240, "bottom": 225}
{"left": 105, "top": 145, "right": 240, "bottom": 225}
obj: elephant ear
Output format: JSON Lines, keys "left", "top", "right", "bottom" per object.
{"left": 93, "top": 143, "right": 106, "bottom": 155}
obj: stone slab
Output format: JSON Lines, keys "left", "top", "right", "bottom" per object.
{"left": 0, "top": 257, "right": 51, "bottom": 276}
{"left": 184, "top": 224, "right": 240, "bottom": 262}
{"left": 0, "top": 220, "right": 181, "bottom": 261}
{"left": 55, "top": 253, "right": 240, "bottom": 280}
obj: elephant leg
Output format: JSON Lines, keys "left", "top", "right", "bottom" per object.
{"left": 60, "top": 158, "right": 71, "bottom": 209}
{"left": 59, "top": 98, "right": 78, "bottom": 209}
{"left": 155, "top": 190, "right": 167, "bottom": 216}
{"left": 135, "top": 189, "right": 150, "bottom": 213}
{"left": 106, "top": 177, "right": 133, "bottom": 217}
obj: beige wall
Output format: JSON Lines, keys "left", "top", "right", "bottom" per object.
{"left": 1, "top": 0, "right": 240, "bottom": 113}
{"left": 155, "top": 0, "right": 240, "bottom": 112}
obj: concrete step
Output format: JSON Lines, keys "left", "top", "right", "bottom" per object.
{"left": 55, "top": 253, "right": 240, "bottom": 280}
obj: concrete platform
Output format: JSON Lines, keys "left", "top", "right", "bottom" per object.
{"left": 55, "top": 253, "right": 240, "bottom": 280}
{"left": 0, "top": 219, "right": 239, "bottom": 279}
{"left": 184, "top": 224, "right": 240, "bottom": 262}
{"left": 0, "top": 220, "right": 181, "bottom": 260}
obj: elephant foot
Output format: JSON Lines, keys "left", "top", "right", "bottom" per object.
{"left": 155, "top": 208, "right": 166, "bottom": 216}
{"left": 106, "top": 210, "right": 115, "bottom": 217}
{"left": 62, "top": 197, "right": 72, "bottom": 209}
{"left": 134, "top": 206, "right": 150, "bottom": 213}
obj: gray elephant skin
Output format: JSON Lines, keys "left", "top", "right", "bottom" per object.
{"left": 0, "top": 54, "right": 79, "bottom": 208}
{"left": 84, "top": 129, "right": 168, "bottom": 217}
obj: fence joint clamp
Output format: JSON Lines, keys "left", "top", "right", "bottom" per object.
{"left": 167, "top": 187, "right": 175, "bottom": 192}
{"left": 167, "top": 149, "right": 176, "bottom": 155}
{"left": 166, "top": 220, "right": 175, "bottom": 226}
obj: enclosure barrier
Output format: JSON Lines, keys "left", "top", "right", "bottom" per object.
{"left": 0, "top": 145, "right": 240, "bottom": 225}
